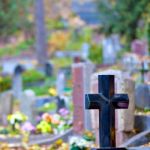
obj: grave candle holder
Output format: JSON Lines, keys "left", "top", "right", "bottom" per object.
{"left": 85, "top": 75, "right": 129, "bottom": 150}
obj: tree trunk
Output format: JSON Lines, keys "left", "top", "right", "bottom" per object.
{"left": 34, "top": 0, "right": 48, "bottom": 67}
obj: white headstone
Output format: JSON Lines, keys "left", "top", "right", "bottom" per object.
{"left": 56, "top": 70, "right": 65, "bottom": 96}
{"left": 0, "top": 91, "right": 13, "bottom": 125}
{"left": 102, "top": 37, "right": 116, "bottom": 64}
{"left": 20, "top": 89, "right": 36, "bottom": 123}
{"left": 12, "top": 65, "right": 24, "bottom": 100}
{"left": 81, "top": 42, "right": 90, "bottom": 60}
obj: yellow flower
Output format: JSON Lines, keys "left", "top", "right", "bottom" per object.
{"left": 48, "top": 88, "right": 57, "bottom": 96}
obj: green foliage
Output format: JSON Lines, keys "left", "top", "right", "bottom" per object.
{"left": 37, "top": 102, "right": 57, "bottom": 112}
{"left": 46, "top": 19, "right": 65, "bottom": 30}
{"left": 27, "top": 85, "right": 50, "bottom": 96}
{"left": 0, "top": 0, "right": 33, "bottom": 38}
{"left": 22, "top": 69, "right": 45, "bottom": 85}
{"left": 97, "top": 0, "right": 150, "bottom": 43}
{"left": 0, "top": 76, "right": 11, "bottom": 92}
{"left": 51, "top": 57, "right": 73, "bottom": 69}
{"left": 0, "top": 39, "right": 34, "bottom": 58}
{"left": 65, "top": 27, "right": 92, "bottom": 50}
{"left": 89, "top": 44, "right": 103, "bottom": 64}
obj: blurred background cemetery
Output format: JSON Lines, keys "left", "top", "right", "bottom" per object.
{"left": 0, "top": 0, "right": 150, "bottom": 149}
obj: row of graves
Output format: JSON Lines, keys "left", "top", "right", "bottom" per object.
{"left": 0, "top": 58, "right": 74, "bottom": 149}
{"left": 70, "top": 37, "right": 150, "bottom": 150}
{"left": 0, "top": 38, "right": 150, "bottom": 149}
{"left": 71, "top": 57, "right": 150, "bottom": 150}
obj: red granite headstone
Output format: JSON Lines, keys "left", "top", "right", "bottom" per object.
{"left": 72, "top": 63, "right": 85, "bottom": 134}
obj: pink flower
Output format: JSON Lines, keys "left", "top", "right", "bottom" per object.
{"left": 59, "top": 108, "right": 69, "bottom": 116}
{"left": 21, "top": 122, "right": 35, "bottom": 132}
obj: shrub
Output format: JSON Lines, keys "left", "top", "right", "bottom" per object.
{"left": 22, "top": 69, "right": 45, "bottom": 85}
{"left": 0, "top": 76, "right": 11, "bottom": 92}
{"left": 89, "top": 44, "right": 103, "bottom": 64}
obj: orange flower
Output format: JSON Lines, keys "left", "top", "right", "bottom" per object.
{"left": 42, "top": 113, "right": 52, "bottom": 123}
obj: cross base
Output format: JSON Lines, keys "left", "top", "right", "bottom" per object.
{"left": 91, "top": 148, "right": 127, "bottom": 150}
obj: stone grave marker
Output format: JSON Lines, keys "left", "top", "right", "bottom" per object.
{"left": 56, "top": 69, "right": 66, "bottom": 96}
{"left": 45, "top": 62, "right": 53, "bottom": 76}
{"left": 90, "top": 69, "right": 135, "bottom": 146}
{"left": 85, "top": 75, "right": 129, "bottom": 149}
{"left": 12, "top": 64, "right": 24, "bottom": 100}
{"left": 72, "top": 62, "right": 94, "bottom": 134}
{"left": 131, "top": 39, "right": 148, "bottom": 56}
{"left": 0, "top": 91, "right": 13, "bottom": 125}
{"left": 102, "top": 35, "right": 121, "bottom": 65}
{"left": 20, "top": 89, "right": 36, "bottom": 124}
{"left": 81, "top": 42, "right": 90, "bottom": 60}
{"left": 56, "top": 96, "right": 66, "bottom": 111}
{"left": 135, "top": 84, "right": 150, "bottom": 109}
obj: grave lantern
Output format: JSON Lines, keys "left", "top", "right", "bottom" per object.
{"left": 85, "top": 75, "right": 129, "bottom": 150}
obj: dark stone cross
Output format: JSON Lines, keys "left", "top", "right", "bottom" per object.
{"left": 85, "top": 75, "right": 129, "bottom": 150}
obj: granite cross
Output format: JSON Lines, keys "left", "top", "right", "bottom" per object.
{"left": 85, "top": 75, "right": 129, "bottom": 150}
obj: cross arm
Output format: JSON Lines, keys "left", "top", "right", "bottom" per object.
{"left": 111, "top": 94, "right": 129, "bottom": 109}
{"left": 85, "top": 93, "right": 108, "bottom": 109}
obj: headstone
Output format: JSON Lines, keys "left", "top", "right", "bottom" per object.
{"left": 102, "top": 35, "right": 121, "bottom": 65}
{"left": 12, "top": 64, "right": 24, "bottom": 100}
{"left": 131, "top": 39, "right": 148, "bottom": 56}
{"left": 45, "top": 62, "right": 53, "bottom": 76}
{"left": 81, "top": 42, "right": 90, "bottom": 60}
{"left": 135, "top": 84, "right": 150, "bottom": 109}
{"left": 0, "top": 91, "right": 13, "bottom": 125}
{"left": 56, "top": 70, "right": 66, "bottom": 96}
{"left": 102, "top": 37, "right": 116, "bottom": 64}
{"left": 20, "top": 90, "right": 36, "bottom": 123}
{"left": 83, "top": 61, "right": 95, "bottom": 130}
{"left": 90, "top": 69, "right": 135, "bottom": 146}
{"left": 56, "top": 96, "right": 66, "bottom": 111}
{"left": 85, "top": 75, "right": 129, "bottom": 149}
{"left": 111, "top": 34, "right": 122, "bottom": 52}
{"left": 72, "top": 62, "right": 94, "bottom": 134}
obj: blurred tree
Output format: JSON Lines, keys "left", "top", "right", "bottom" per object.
{"left": 97, "top": 0, "right": 150, "bottom": 43}
{"left": 0, "top": 0, "right": 33, "bottom": 41}
{"left": 34, "top": 0, "right": 48, "bottom": 69}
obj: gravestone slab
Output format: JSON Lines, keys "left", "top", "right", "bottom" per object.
{"left": 12, "top": 65, "right": 24, "bottom": 100}
{"left": 56, "top": 69, "right": 66, "bottom": 96}
{"left": 83, "top": 61, "right": 95, "bottom": 130}
{"left": 135, "top": 84, "right": 150, "bottom": 109}
{"left": 72, "top": 62, "right": 94, "bottom": 133}
{"left": 20, "top": 90, "right": 36, "bottom": 123}
{"left": 81, "top": 42, "right": 90, "bottom": 60}
{"left": 45, "top": 62, "right": 53, "bottom": 76}
{"left": 102, "top": 35, "right": 121, "bottom": 65}
{"left": 72, "top": 63, "right": 84, "bottom": 134}
{"left": 0, "top": 91, "right": 13, "bottom": 125}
